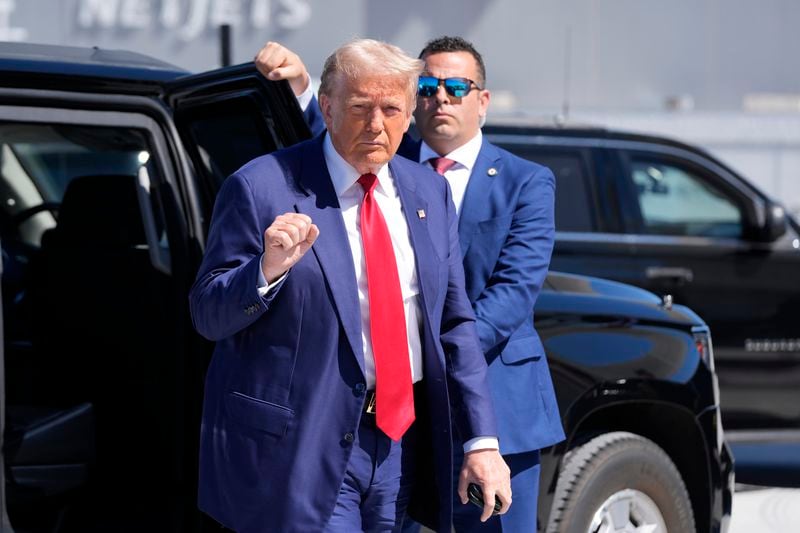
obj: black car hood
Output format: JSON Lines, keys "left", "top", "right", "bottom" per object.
{"left": 540, "top": 271, "right": 704, "bottom": 327}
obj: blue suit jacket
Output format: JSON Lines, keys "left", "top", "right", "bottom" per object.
{"left": 399, "top": 136, "right": 565, "bottom": 455}
{"left": 189, "top": 134, "right": 497, "bottom": 532}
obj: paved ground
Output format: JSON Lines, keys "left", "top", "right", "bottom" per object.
{"left": 729, "top": 487, "right": 800, "bottom": 533}
{"left": 418, "top": 486, "right": 800, "bottom": 532}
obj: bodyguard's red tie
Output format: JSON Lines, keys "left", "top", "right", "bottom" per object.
{"left": 430, "top": 157, "right": 457, "bottom": 175}
{"left": 357, "top": 173, "right": 415, "bottom": 441}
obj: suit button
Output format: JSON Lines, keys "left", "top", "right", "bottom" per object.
{"left": 344, "top": 432, "right": 354, "bottom": 443}
{"left": 354, "top": 383, "right": 366, "bottom": 395}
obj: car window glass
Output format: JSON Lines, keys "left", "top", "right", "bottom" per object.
{"left": 0, "top": 122, "right": 169, "bottom": 259}
{"left": 630, "top": 158, "right": 742, "bottom": 238}
{"left": 496, "top": 146, "right": 594, "bottom": 232}
{"left": 178, "top": 96, "right": 280, "bottom": 194}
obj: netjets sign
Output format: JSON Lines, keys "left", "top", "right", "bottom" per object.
{"left": 0, "top": 0, "right": 300, "bottom": 44}
{"left": 77, "top": 0, "right": 311, "bottom": 41}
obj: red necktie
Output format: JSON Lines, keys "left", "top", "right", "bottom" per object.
{"left": 357, "top": 173, "right": 415, "bottom": 441}
{"left": 430, "top": 157, "right": 457, "bottom": 175}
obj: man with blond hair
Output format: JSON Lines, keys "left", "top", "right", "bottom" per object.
{"left": 258, "top": 35, "right": 563, "bottom": 533}
{"left": 191, "top": 38, "right": 511, "bottom": 532}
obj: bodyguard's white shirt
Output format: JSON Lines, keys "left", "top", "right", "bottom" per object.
{"left": 419, "top": 131, "right": 483, "bottom": 216}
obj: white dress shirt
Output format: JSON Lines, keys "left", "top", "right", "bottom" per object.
{"left": 419, "top": 131, "right": 483, "bottom": 216}
{"left": 323, "top": 134, "right": 425, "bottom": 389}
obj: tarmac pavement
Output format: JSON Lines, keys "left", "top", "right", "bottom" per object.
{"left": 417, "top": 486, "right": 800, "bottom": 532}
{"left": 729, "top": 486, "right": 800, "bottom": 533}
{"left": 418, "top": 486, "right": 800, "bottom": 532}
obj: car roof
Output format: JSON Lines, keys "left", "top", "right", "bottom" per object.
{"left": 484, "top": 114, "right": 800, "bottom": 213}
{"left": 483, "top": 115, "right": 709, "bottom": 154}
{"left": 0, "top": 41, "right": 189, "bottom": 92}
{"left": 481, "top": 115, "right": 757, "bottom": 186}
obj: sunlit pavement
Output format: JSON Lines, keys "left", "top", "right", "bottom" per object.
{"left": 729, "top": 486, "right": 800, "bottom": 533}
{"left": 417, "top": 486, "right": 800, "bottom": 533}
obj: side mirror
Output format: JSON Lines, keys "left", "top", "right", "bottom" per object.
{"left": 757, "top": 201, "right": 787, "bottom": 242}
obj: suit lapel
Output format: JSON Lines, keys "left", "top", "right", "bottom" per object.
{"left": 294, "top": 138, "right": 365, "bottom": 372}
{"left": 458, "top": 140, "right": 501, "bottom": 256}
{"left": 390, "top": 159, "right": 435, "bottom": 320}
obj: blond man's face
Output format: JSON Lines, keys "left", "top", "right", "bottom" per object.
{"left": 320, "top": 74, "right": 412, "bottom": 175}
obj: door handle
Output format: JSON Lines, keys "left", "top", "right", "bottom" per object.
{"left": 645, "top": 266, "right": 694, "bottom": 284}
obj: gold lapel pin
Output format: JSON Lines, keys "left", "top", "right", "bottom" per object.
{"left": 417, "top": 209, "right": 426, "bottom": 219}
{"left": 487, "top": 167, "right": 498, "bottom": 176}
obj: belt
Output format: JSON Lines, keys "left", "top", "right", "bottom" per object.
{"left": 359, "top": 383, "right": 424, "bottom": 435}
{"left": 363, "top": 391, "right": 377, "bottom": 415}
{"left": 362, "top": 382, "right": 424, "bottom": 416}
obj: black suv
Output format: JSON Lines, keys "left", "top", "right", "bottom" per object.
{"left": 0, "top": 43, "right": 731, "bottom": 533}
{"left": 484, "top": 120, "right": 800, "bottom": 487}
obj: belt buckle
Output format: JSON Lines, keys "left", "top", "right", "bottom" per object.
{"left": 365, "top": 392, "right": 376, "bottom": 414}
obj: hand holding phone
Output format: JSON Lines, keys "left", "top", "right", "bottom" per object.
{"left": 467, "top": 483, "right": 502, "bottom": 515}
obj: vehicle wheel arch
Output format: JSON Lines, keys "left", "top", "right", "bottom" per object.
{"left": 542, "top": 399, "right": 712, "bottom": 533}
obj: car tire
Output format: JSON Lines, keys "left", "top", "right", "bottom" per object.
{"left": 546, "top": 431, "right": 695, "bottom": 533}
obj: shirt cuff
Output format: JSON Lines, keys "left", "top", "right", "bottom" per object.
{"left": 257, "top": 254, "right": 288, "bottom": 296}
{"left": 463, "top": 437, "right": 500, "bottom": 454}
{"left": 296, "top": 78, "right": 314, "bottom": 111}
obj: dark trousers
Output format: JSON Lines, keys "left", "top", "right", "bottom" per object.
{"left": 210, "top": 385, "right": 424, "bottom": 533}
{"left": 323, "top": 411, "right": 418, "bottom": 532}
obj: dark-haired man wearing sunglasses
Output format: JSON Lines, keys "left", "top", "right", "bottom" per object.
{"left": 256, "top": 36, "right": 564, "bottom": 533}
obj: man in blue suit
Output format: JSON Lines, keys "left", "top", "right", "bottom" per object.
{"left": 257, "top": 35, "right": 564, "bottom": 532}
{"left": 191, "top": 38, "right": 511, "bottom": 533}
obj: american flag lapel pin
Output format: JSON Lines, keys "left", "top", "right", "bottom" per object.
{"left": 417, "top": 209, "right": 426, "bottom": 219}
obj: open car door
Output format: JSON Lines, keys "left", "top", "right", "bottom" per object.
{"left": 164, "top": 64, "right": 313, "bottom": 532}
{"left": 165, "top": 63, "right": 312, "bottom": 238}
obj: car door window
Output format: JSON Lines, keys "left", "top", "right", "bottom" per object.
{"left": 0, "top": 122, "right": 168, "bottom": 250}
{"left": 497, "top": 146, "right": 596, "bottom": 232}
{"left": 629, "top": 157, "right": 742, "bottom": 238}
{"left": 1, "top": 119, "right": 174, "bottom": 357}
{"left": 169, "top": 72, "right": 310, "bottom": 216}
{"left": 180, "top": 96, "right": 280, "bottom": 191}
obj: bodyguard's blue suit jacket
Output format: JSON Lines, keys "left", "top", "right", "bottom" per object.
{"left": 398, "top": 136, "right": 565, "bottom": 454}
{"left": 189, "top": 134, "right": 497, "bottom": 533}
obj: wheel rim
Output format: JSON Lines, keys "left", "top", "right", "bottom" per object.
{"left": 588, "top": 488, "right": 667, "bottom": 533}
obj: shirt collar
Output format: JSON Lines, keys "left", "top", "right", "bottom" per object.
{"left": 419, "top": 130, "right": 483, "bottom": 172}
{"left": 323, "top": 133, "right": 391, "bottom": 198}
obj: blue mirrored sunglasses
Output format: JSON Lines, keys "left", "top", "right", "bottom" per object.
{"left": 417, "top": 76, "right": 482, "bottom": 98}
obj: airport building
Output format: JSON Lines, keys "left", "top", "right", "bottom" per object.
{"left": 3, "top": 0, "right": 800, "bottom": 213}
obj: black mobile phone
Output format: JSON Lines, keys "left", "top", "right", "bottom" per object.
{"left": 467, "top": 483, "right": 502, "bottom": 515}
